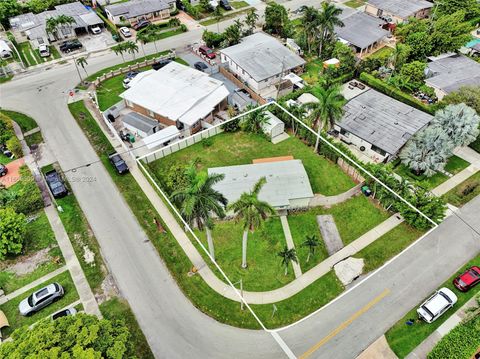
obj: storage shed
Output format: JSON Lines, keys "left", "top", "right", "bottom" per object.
{"left": 123, "top": 112, "right": 160, "bottom": 138}
{"left": 262, "top": 111, "right": 285, "bottom": 140}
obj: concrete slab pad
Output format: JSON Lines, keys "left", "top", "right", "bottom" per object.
{"left": 334, "top": 257, "right": 364, "bottom": 286}
{"left": 317, "top": 215, "right": 343, "bottom": 255}
{"left": 272, "top": 132, "right": 289, "bottom": 144}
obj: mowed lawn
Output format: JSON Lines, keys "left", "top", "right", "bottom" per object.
{"left": 195, "top": 217, "right": 295, "bottom": 291}
{"left": 149, "top": 131, "right": 355, "bottom": 196}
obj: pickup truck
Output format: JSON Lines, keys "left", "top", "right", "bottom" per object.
{"left": 109, "top": 152, "right": 129, "bottom": 174}
{"left": 45, "top": 169, "right": 68, "bottom": 198}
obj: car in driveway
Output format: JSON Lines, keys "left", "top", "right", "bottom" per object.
{"left": 59, "top": 39, "right": 82, "bottom": 53}
{"left": 453, "top": 266, "right": 480, "bottom": 292}
{"left": 133, "top": 19, "right": 150, "bottom": 31}
{"left": 417, "top": 287, "right": 457, "bottom": 323}
{"left": 45, "top": 169, "right": 68, "bottom": 198}
{"left": 52, "top": 307, "right": 77, "bottom": 320}
{"left": 38, "top": 44, "right": 50, "bottom": 57}
{"left": 91, "top": 26, "right": 101, "bottom": 35}
{"left": 18, "top": 283, "right": 64, "bottom": 316}
{"left": 120, "top": 27, "right": 132, "bottom": 38}
{"left": 220, "top": 0, "right": 232, "bottom": 10}
{"left": 199, "top": 45, "right": 216, "bottom": 59}
{"left": 0, "top": 164, "right": 7, "bottom": 176}
{"left": 109, "top": 152, "right": 129, "bottom": 174}
{"left": 194, "top": 61, "right": 208, "bottom": 72}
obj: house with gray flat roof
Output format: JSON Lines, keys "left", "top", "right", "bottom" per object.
{"left": 220, "top": 32, "right": 306, "bottom": 96}
{"left": 336, "top": 7, "right": 390, "bottom": 55}
{"left": 122, "top": 111, "right": 161, "bottom": 137}
{"left": 208, "top": 159, "right": 314, "bottom": 210}
{"left": 425, "top": 53, "right": 480, "bottom": 100}
{"left": 334, "top": 88, "right": 433, "bottom": 162}
{"left": 105, "top": 0, "right": 176, "bottom": 25}
{"left": 365, "top": 0, "right": 433, "bottom": 24}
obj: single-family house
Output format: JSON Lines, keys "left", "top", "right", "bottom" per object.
{"left": 9, "top": 2, "right": 104, "bottom": 48}
{"left": 334, "top": 88, "right": 433, "bottom": 162}
{"left": 336, "top": 7, "right": 390, "bottom": 56}
{"left": 120, "top": 62, "right": 229, "bottom": 136}
{"left": 105, "top": 0, "right": 176, "bottom": 25}
{"left": 209, "top": 159, "right": 314, "bottom": 210}
{"left": 220, "top": 32, "right": 306, "bottom": 97}
{"left": 365, "top": 0, "right": 433, "bottom": 24}
{"left": 425, "top": 53, "right": 480, "bottom": 100}
{"left": 0, "top": 40, "right": 12, "bottom": 58}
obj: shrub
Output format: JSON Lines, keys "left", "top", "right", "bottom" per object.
{"left": 7, "top": 166, "right": 44, "bottom": 215}
{"left": 0, "top": 207, "right": 26, "bottom": 260}
{"left": 6, "top": 136, "right": 22, "bottom": 158}
{"left": 161, "top": 163, "right": 188, "bottom": 195}
{"left": 221, "top": 118, "right": 241, "bottom": 132}
{"left": 202, "top": 137, "right": 214, "bottom": 147}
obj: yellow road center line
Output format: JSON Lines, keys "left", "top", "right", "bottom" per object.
{"left": 299, "top": 288, "right": 391, "bottom": 359}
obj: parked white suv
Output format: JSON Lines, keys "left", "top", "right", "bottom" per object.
{"left": 417, "top": 287, "right": 457, "bottom": 323}
{"left": 91, "top": 26, "right": 101, "bottom": 35}
{"left": 39, "top": 44, "right": 50, "bottom": 57}
{"left": 120, "top": 27, "right": 132, "bottom": 38}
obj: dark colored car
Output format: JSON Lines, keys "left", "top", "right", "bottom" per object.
{"left": 45, "top": 169, "right": 68, "bottom": 198}
{"left": 52, "top": 307, "right": 77, "bottom": 320}
{"left": 194, "top": 61, "right": 208, "bottom": 71}
{"left": 59, "top": 39, "right": 83, "bottom": 53}
{"left": 453, "top": 266, "right": 480, "bottom": 292}
{"left": 199, "top": 45, "right": 216, "bottom": 59}
{"left": 152, "top": 59, "right": 172, "bottom": 70}
{"left": 1, "top": 143, "right": 13, "bottom": 158}
{"left": 220, "top": 0, "right": 232, "bottom": 10}
{"left": 18, "top": 283, "right": 64, "bottom": 316}
{"left": 109, "top": 152, "right": 129, "bottom": 174}
{"left": 133, "top": 19, "right": 150, "bottom": 31}
{"left": 176, "top": 0, "right": 186, "bottom": 11}
{"left": 0, "top": 164, "right": 7, "bottom": 177}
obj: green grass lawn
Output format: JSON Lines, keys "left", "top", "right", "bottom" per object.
{"left": 195, "top": 217, "right": 295, "bottom": 291}
{"left": 344, "top": 0, "right": 365, "bottom": 8}
{"left": 18, "top": 42, "right": 39, "bottom": 67}
{"left": 231, "top": 1, "right": 249, "bottom": 9}
{"left": 301, "top": 58, "right": 324, "bottom": 85}
{"left": 0, "top": 75, "right": 13, "bottom": 84}
{"left": 354, "top": 222, "right": 424, "bottom": 273}
{"left": 385, "top": 253, "right": 480, "bottom": 358}
{"left": 0, "top": 270, "right": 79, "bottom": 336}
{"left": 100, "top": 297, "right": 154, "bottom": 359}
{"left": 443, "top": 171, "right": 480, "bottom": 207}
{"left": 25, "top": 131, "right": 43, "bottom": 147}
{"left": 149, "top": 131, "right": 355, "bottom": 196}
{"left": 0, "top": 110, "right": 38, "bottom": 133}
{"left": 444, "top": 155, "right": 470, "bottom": 174}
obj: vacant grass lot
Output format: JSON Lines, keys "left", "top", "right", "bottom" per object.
{"left": 443, "top": 171, "right": 480, "bottom": 207}
{"left": 149, "top": 131, "right": 355, "bottom": 196}
{"left": 0, "top": 271, "right": 79, "bottom": 336}
{"left": 344, "top": 0, "right": 365, "bottom": 8}
{"left": 385, "top": 253, "right": 480, "bottom": 358}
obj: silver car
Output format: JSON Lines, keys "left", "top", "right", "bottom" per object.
{"left": 18, "top": 283, "right": 64, "bottom": 316}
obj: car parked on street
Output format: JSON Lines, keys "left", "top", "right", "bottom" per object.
{"left": 59, "top": 39, "right": 82, "bottom": 53}
{"left": 18, "top": 283, "right": 64, "bottom": 316}
{"left": 120, "top": 27, "right": 132, "bottom": 38}
{"left": 220, "top": 0, "right": 232, "bottom": 10}
{"left": 133, "top": 19, "right": 150, "bottom": 31}
{"left": 45, "top": 169, "right": 68, "bottom": 198}
{"left": 109, "top": 152, "right": 129, "bottom": 174}
{"left": 417, "top": 287, "right": 457, "bottom": 323}
{"left": 199, "top": 45, "right": 216, "bottom": 59}
{"left": 38, "top": 44, "right": 50, "bottom": 57}
{"left": 52, "top": 307, "right": 77, "bottom": 320}
{"left": 0, "top": 164, "right": 7, "bottom": 177}
{"left": 453, "top": 266, "right": 480, "bottom": 292}
{"left": 194, "top": 61, "right": 208, "bottom": 72}
{"left": 91, "top": 26, "right": 101, "bottom": 35}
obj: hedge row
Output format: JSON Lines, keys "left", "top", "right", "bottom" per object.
{"left": 359, "top": 72, "right": 436, "bottom": 115}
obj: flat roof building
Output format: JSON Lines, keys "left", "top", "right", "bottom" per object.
{"left": 209, "top": 159, "right": 314, "bottom": 210}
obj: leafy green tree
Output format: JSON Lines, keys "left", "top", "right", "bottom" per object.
{"left": 244, "top": 8, "right": 259, "bottom": 36}
{"left": 399, "top": 61, "right": 426, "bottom": 90}
{"left": 395, "top": 188, "right": 446, "bottom": 229}
{"left": 435, "top": 0, "right": 480, "bottom": 20}
{"left": 263, "top": 3, "right": 291, "bottom": 38}
{"left": 202, "top": 30, "right": 225, "bottom": 48}
{"left": 27, "top": 0, "right": 54, "bottom": 13}
{"left": 317, "top": 3, "right": 344, "bottom": 58}
{"left": 0, "top": 0, "right": 22, "bottom": 27}
{"left": 430, "top": 11, "right": 474, "bottom": 55}
{"left": 224, "top": 22, "right": 242, "bottom": 46}
{"left": 432, "top": 104, "right": 480, "bottom": 147}
{"left": 0, "top": 313, "right": 132, "bottom": 358}
{"left": 171, "top": 164, "right": 227, "bottom": 260}
{"left": 228, "top": 177, "right": 276, "bottom": 268}
{"left": 303, "top": 85, "right": 346, "bottom": 153}
{"left": 278, "top": 246, "right": 298, "bottom": 275}
{"left": 297, "top": 7, "right": 320, "bottom": 54}
{"left": 168, "top": 17, "right": 181, "bottom": 27}
{"left": 0, "top": 207, "right": 26, "bottom": 260}
{"left": 441, "top": 86, "right": 480, "bottom": 114}
{"left": 388, "top": 43, "right": 411, "bottom": 74}
{"left": 330, "top": 41, "right": 355, "bottom": 76}
{"left": 302, "top": 235, "right": 319, "bottom": 263}
{"left": 241, "top": 107, "right": 269, "bottom": 134}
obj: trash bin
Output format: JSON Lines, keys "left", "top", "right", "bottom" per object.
{"left": 127, "top": 133, "right": 135, "bottom": 143}
{"left": 361, "top": 185, "right": 372, "bottom": 197}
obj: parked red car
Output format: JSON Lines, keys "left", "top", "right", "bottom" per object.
{"left": 199, "top": 45, "right": 216, "bottom": 59}
{"left": 453, "top": 266, "right": 480, "bottom": 292}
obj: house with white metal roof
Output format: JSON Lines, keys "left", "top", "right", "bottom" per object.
{"left": 105, "top": 0, "right": 176, "bottom": 25}
{"left": 365, "top": 0, "right": 433, "bottom": 24}
{"left": 220, "top": 32, "right": 306, "bottom": 97}
{"left": 120, "top": 62, "right": 229, "bottom": 135}
{"left": 209, "top": 159, "right": 314, "bottom": 210}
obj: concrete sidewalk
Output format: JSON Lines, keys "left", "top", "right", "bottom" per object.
{"left": 280, "top": 216, "right": 302, "bottom": 278}
{"left": 431, "top": 164, "right": 479, "bottom": 196}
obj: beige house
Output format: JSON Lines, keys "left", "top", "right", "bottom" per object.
{"left": 105, "top": 0, "right": 176, "bottom": 25}
{"left": 365, "top": 0, "right": 433, "bottom": 24}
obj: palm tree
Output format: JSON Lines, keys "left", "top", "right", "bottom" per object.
{"left": 125, "top": 41, "right": 139, "bottom": 60}
{"left": 45, "top": 17, "right": 58, "bottom": 39}
{"left": 168, "top": 17, "right": 181, "bottom": 27}
{"left": 278, "top": 246, "right": 298, "bottom": 275}
{"left": 303, "top": 85, "right": 346, "bottom": 153}
{"left": 244, "top": 8, "right": 258, "bottom": 36}
{"left": 241, "top": 107, "right": 269, "bottom": 134}
{"left": 112, "top": 43, "right": 127, "bottom": 63}
{"left": 171, "top": 164, "right": 227, "bottom": 260}
{"left": 76, "top": 57, "right": 88, "bottom": 76}
{"left": 136, "top": 31, "right": 148, "bottom": 58}
{"left": 302, "top": 235, "right": 319, "bottom": 262}
{"left": 317, "top": 3, "right": 344, "bottom": 58}
{"left": 388, "top": 43, "right": 410, "bottom": 75}
{"left": 228, "top": 177, "right": 276, "bottom": 268}
{"left": 300, "top": 7, "right": 320, "bottom": 54}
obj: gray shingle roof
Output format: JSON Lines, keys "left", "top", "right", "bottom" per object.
{"left": 336, "top": 8, "right": 390, "bottom": 50}
{"left": 425, "top": 54, "right": 480, "bottom": 95}
{"left": 220, "top": 32, "right": 306, "bottom": 82}
{"left": 123, "top": 112, "right": 159, "bottom": 133}
{"left": 367, "top": 0, "right": 433, "bottom": 19}
{"left": 337, "top": 89, "right": 433, "bottom": 155}
{"left": 105, "top": 0, "right": 173, "bottom": 19}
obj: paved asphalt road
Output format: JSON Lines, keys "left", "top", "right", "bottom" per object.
{"left": 1, "top": 4, "right": 479, "bottom": 357}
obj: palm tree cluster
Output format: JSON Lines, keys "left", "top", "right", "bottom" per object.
{"left": 112, "top": 41, "right": 139, "bottom": 63}
{"left": 45, "top": 15, "right": 75, "bottom": 40}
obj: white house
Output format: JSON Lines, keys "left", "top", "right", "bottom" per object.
{"left": 105, "top": 0, "right": 176, "bottom": 25}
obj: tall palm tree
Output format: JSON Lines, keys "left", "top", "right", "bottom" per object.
{"left": 244, "top": 8, "right": 258, "bottom": 36}
{"left": 125, "top": 41, "right": 139, "bottom": 60}
{"left": 278, "top": 246, "right": 298, "bottom": 275}
{"left": 45, "top": 17, "right": 58, "bottom": 39}
{"left": 300, "top": 7, "right": 320, "bottom": 54}
{"left": 228, "top": 177, "right": 276, "bottom": 268}
{"left": 317, "top": 3, "right": 344, "bottom": 58}
{"left": 76, "top": 57, "right": 88, "bottom": 76}
{"left": 171, "top": 164, "right": 227, "bottom": 260}
{"left": 136, "top": 31, "right": 148, "bottom": 58}
{"left": 112, "top": 43, "right": 127, "bottom": 63}
{"left": 388, "top": 43, "right": 410, "bottom": 76}
{"left": 303, "top": 85, "right": 346, "bottom": 153}
{"left": 302, "top": 235, "right": 319, "bottom": 263}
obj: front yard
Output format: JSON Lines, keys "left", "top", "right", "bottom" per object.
{"left": 442, "top": 171, "right": 480, "bottom": 207}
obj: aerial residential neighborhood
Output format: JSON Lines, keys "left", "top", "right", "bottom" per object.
{"left": 0, "top": 0, "right": 479, "bottom": 358}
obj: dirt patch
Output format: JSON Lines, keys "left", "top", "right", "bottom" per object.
{"left": 2, "top": 247, "right": 52, "bottom": 276}
{"left": 96, "top": 274, "right": 119, "bottom": 304}
{"left": 83, "top": 245, "right": 95, "bottom": 265}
